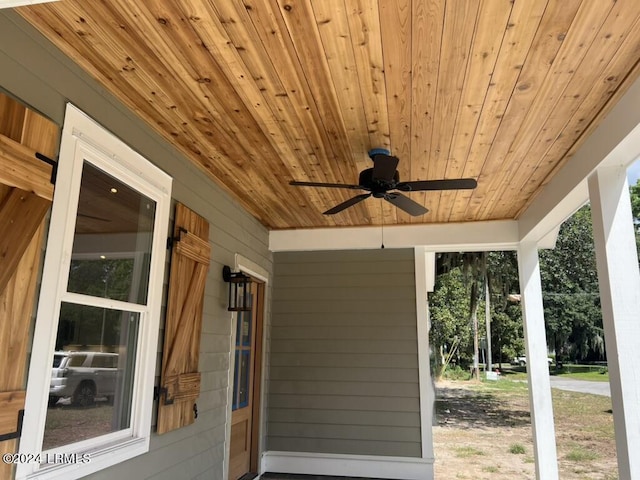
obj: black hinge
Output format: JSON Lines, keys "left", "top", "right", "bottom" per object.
{"left": 167, "top": 227, "right": 188, "bottom": 249}
{"left": 35, "top": 152, "right": 58, "bottom": 185}
{"left": 153, "top": 386, "right": 174, "bottom": 405}
{"left": 193, "top": 403, "right": 198, "bottom": 419}
{"left": 0, "top": 409, "right": 24, "bottom": 442}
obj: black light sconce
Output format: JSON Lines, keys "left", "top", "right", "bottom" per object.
{"left": 222, "top": 265, "right": 252, "bottom": 312}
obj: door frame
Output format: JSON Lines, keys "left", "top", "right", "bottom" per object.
{"left": 224, "top": 254, "right": 269, "bottom": 480}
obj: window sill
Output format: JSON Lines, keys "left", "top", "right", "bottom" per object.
{"left": 17, "top": 437, "right": 149, "bottom": 480}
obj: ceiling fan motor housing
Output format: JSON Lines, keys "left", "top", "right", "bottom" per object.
{"left": 359, "top": 168, "right": 399, "bottom": 194}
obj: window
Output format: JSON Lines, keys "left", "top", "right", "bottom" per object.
{"left": 17, "top": 104, "right": 172, "bottom": 480}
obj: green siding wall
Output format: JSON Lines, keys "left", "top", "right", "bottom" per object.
{"left": 0, "top": 10, "right": 271, "bottom": 480}
{"left": 268, "top": 249, "right": 421, "bottom": 458}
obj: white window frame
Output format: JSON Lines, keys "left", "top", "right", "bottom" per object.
{"left": 17, "top": 104, "right": 172, "bottom": 480}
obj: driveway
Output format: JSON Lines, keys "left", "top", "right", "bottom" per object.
{"left": 549, "top": 376, "right": 611, "bottom": 397}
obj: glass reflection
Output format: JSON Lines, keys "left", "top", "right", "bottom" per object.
{"left": 67, "top": 162, "right": 155, "bottom": 304}
{"left": 44, "top": 303, "right": 139, "bottom": 450}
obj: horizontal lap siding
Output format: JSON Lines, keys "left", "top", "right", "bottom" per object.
{"left": 267, "top": 249, "right": 421, "bottom": 458}
{"left": 0, "top": 10, "right": 272, "bottom": 480}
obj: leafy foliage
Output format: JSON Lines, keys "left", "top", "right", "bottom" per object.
{"left": 430, "top": 180, "right": 640, "bottom": 372}
{"left": 430, "top": 251, "right": 523, "bottom": 376}
{"left": 539, "top": 205, "right": 603, "bottom": 362}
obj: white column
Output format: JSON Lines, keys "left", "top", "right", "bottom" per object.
{"left": 588, "top": 166, "right": 640, "bottom": 480}
{"left": 414, "top": 247, "right": 435, "bottom": 471}
{"left": 517, "top": 242, "right": 559, "bottom": 480}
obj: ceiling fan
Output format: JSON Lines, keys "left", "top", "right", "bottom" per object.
{"left": 290, "top": 149, "right": 478, "bottom": 216}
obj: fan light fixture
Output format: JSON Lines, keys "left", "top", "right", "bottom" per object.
{"left": 222, "top": 265, "right": 251, "bottom": 312}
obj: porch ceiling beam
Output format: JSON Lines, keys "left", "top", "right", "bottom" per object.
{"left": 269, "top": 220, "right": 520, "bottom": 252}
{"left": 519, "top": 73, "right": 640, "bottom": 244}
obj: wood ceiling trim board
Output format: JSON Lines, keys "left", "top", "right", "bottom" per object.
{"left": 20, "top": 5, "right": 223, "bottom": 176}
{"left": 313, "top": 0, "right": 370, "bottom": 175}
{"left": 379, "top": 0, "right": 411, "bottom": 225}
{"left": 408, "top": 0, "right": 444, "bottom": 224}
{"left": 204, "top": 1, "right": 348, "bottom": 225}
{"left": 275, "top": 1, "right": 353, "bottom": 165}
{"left": 79, "top": 1, "right": 301, "bottom": 227}
{"left": 344, "top": 0, "right": 390, "bottom": 225}
{"left": 99, "top": 0, "right": 301, "bottom": 227}
{"left": 173, "top": 0, "right": 324, "bottom": 227}
{"left": 458, "top": 0, "right": 571, "bottom": 221}
{"left": 22, "top": 4, "right": 288, "bottom": 228}
{"left": 132, "top": 2, "right": 285, "bottom": 175}
{"left": 276, "top": 0, "right": 363, "bottom": 225}
{"left": 344, "top": 0, "right": 390, "bottom": 150}
{"left": 440, "top": 0, "right": 513, "bottom": 222}
{"left": 244, "top": 0, "right": 362, "bottom": 225}
{"left": 513, "top": 17, "right": 640, "bottom": 219}
{"left": 479, "top": 0, "right": 613, "bottom": 219}
{"left": 426, "top": 0, "right": 479, "bottom": 223}
{"left": 451, "top": 0, "right": 553, "bottom": 221}
{"left": 441, "top": 0, "right": 512, "bottom": 223}
{"left": 311, "top": 0, "right": 374, "bottom": 225}
{"left": 502, "top": 0, "right": 640, "bottom": 218}
{"left": 244, "top": 0, "right": 344, "bottom": 176}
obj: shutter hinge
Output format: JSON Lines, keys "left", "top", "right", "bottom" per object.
{"left": 0, "top": 409, "right": 24, "bottom": 442}
{"left": 153, "top": 386, "right": 173, "bottom": 405}
{"left": 167, "top": 227, "right": 188, "bottom": 249}
{"left": 35, "top": 152, "right": 58, "bottom": 185}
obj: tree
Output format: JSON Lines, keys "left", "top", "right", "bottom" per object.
{"left": 539, "top": 205, "right": 603, "bottom": 362}
{"left": 430, "top": 251, "right": 522, "bottom": 377}
{"left": 429, "top": 267, "right": 472, "bottom": 378}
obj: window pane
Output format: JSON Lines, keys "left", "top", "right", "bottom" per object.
{"left": 238, "top": 351, "right": 250, "bottom": 408}
{"left": 67, "top": 162, "right": 156, "bottom": 304}
{"left": 232, "top": 350, "right": 240, "bottom": 411}
{"left": 44, "top": 303, "right": 140, "bottom": 450}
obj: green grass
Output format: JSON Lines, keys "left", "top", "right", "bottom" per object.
{"left": 554, "top": 370, "right": 609, "bottom": 382}
{"left": 509, "top": 443, "right": 526, "bottom": 454}
{"left": 498, "top": 364, "right": 610, "bottom": 382}
{"left": 455, "top": 446, "right": 485, "bottom": 458}
{"left": 565, "top": 446, "right": 599, "bottom": 462}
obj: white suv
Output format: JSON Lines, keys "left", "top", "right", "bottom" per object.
{"left": 49, "top": 351, "right": 118, "bottom": 407}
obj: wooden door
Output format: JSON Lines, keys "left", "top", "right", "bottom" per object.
{"left": 229, "top": 280, "right": 264, "bottom": 480}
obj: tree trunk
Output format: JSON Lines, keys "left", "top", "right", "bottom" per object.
{"left": 470, "top": 281, "right": 480, "bottom": 381}
{"left": 485, "top": 276, "right": 492, "bottom": 372}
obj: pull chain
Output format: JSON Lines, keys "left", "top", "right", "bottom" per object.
{"left": 380, "top": 201, "right": 385, "bottom": 249}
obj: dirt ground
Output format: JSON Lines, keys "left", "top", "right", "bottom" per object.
{"left": 433, "top": 380, "right": 618, "bottom": 480}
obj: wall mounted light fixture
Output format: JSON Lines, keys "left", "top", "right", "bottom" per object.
{"left": 222, "top": 265, "right": 251, "bottom": 312}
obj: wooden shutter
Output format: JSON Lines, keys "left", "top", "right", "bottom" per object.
{"left": 157, "top": 203, "right": 210, "bottom": 434}
{"left": 0, "top": 94, "right": 58, "bottom": 479}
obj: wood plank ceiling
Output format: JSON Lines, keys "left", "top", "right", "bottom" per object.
{"left": 17, "top": 0, "right": 640, "bottom": 230}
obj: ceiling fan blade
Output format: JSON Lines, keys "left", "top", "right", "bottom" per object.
{"left": 290, "top": 180, "right": 363, "bottom": 190}
{"left": 323, "top": 193, "right": 371, "bottom": 215}
{"left": 371, "top": 154, "right": 399, "bottom": 182}
{"left": 384, "top": 192, "right": 428, "bottom": 216}
{"left": 396, "top": 178, "right": 477, "bottom": 191}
